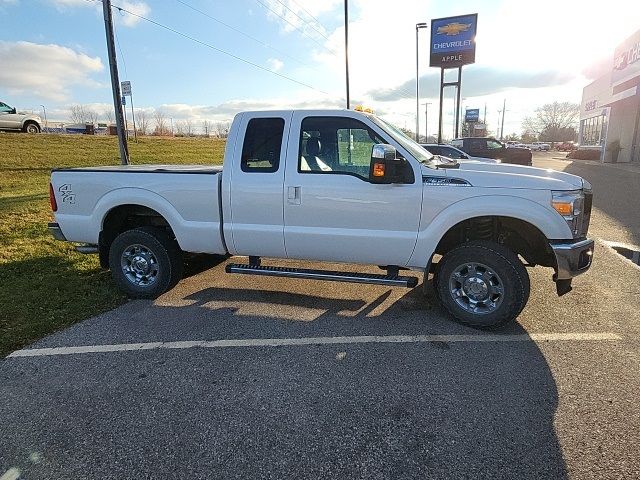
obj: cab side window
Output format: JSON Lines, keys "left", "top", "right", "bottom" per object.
{"left": 487, "top": 140, "right": 503, "bottom": 150}
{"left": 468, "top": 139, "right": 486, "bottom": 151}
{"left": 241, "top": 117, "right": 285, "bottom": 173}
{"left": 299, "top": 116, "right": 385, "bottom": 180}
{"left": 0, "top": 103, "right": 12, "bottom": 113}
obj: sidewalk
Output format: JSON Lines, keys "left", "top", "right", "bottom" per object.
{"left": 551, "top": 156, "right": 640, "bottom": 174}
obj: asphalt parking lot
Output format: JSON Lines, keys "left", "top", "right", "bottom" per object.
{"left": 1, "top": 154, "right": 639, "bottom": 479}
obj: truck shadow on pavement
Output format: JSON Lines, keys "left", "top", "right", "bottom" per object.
{"left": 1, "top": 275, "right": 568, "bottom": 479}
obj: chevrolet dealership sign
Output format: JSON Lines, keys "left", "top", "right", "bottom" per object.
{"left": 430, "top": 14, "right": 478, "bottom": 68}
{"left": 612, "top": 29, "right": 640, "bottom": 88}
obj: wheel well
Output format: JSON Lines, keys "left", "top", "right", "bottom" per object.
{"left": 99, "top": 205, "right": 175, "bottom": 268}
{"left": 23, "top": 120, "right": 40, "bottom": 130}
{"left": 434, "top": 216, "right": 555, "bottom": 267}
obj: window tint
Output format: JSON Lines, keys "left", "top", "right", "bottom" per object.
{"left": 299, "top": 116, "right": 385, "bottom": 180}
{"left": 0, "top": 103, "right": 12, "bottom": 113}
{"left": 487, "top": 140, "right": 503, "bottom": 150}
{"left": 450, "top": 139, "right": 463, "bottom": 148}
{"left": 438, "top": 146, "right": 466, "bottom": 159}
{"left": 241, "top": 117, "right": 285, "bottom": 173}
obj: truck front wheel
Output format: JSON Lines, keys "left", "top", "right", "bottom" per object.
{"left": 435, "top": 240, "right": 530, "bottom": 328}
{"left": 109, "top": 227, "right": 183, "bottom": 299}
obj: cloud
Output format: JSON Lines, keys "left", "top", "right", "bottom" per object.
{"left": 267, "top": 58, "right": 284, "bottom": 72}
{"left": 367, "top": 66, "right": 576, "bottom": 102}
{"left": 115, "top": 0, "right": 150, "bottom": 27}
{"left": 0, "top": 41, "right": 103, "bottom": 101}
{"left": 47, "top": 0, "right": 149, "bottom": 27}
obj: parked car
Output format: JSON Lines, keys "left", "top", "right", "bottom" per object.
{"left": 0, "top": 101, "right": 42, "bottom": 133}
{"left": 556, "top": 141, "right": 578, "bottom": 152}
{"left": 451, "top": 137, "right": 532, "bottom": 166}
{"left": 532, "top": 142, "right": 551, "bottom": 151}
{"left": 420, "top": 144, "right": 500, "bottom": 163}
{"left": 49, "top": 109, "right": 594, "bottom": 328}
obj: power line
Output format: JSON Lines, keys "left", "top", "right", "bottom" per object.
{"left": 172, "top": 0, "right": 314, "bottom": 69}
{"left": 289, "top": 0, "right": 331, "bottom": 33}
{"left": 271, "top": 0, "right": 332, "bottom": 43}
{"left": 106, "top": 2, "right": 330, "bottom": 95}
{"left": 253, "top": 0, "right": 339, "bottom": 57}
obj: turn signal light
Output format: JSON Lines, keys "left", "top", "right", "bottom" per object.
{"left": 373, "top": 162, "right": 386, "bottom": 177}
{"left": 552, "top": 201, "right": 572, "bottom": 216}
{"left": 49, "top": 183, "right": 58, "bottom": 212}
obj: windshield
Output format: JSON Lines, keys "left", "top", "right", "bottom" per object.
{"left": 370, "top": 115, "right": 435, "bottom": 165}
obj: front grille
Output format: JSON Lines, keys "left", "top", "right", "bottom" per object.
{"left": 581, "top": 191, "right": 593, "bottom": 237}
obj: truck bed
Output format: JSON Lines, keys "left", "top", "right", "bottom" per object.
{"left": 50, "top": 164, "right": 226, "bottom": 255}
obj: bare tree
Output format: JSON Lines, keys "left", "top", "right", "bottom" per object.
{"left": 175, "top": 121, "right": 185, "bottom": 136}
{"left": 69, "top": 104, "right": 99, "bottom": 125}
{"left": 214, "top": 121, "right": 230, "bottom": 138}
{"left": 522, "top": 101, "right": 579, "bottom": 142}
{"left": 136, "top": 110, "right": 149, "bottom": 135}
{"left": 105, "top": 109, "right": 114, "bottom": 125}
{"left": 202, "top": 120, "right": 212, "bottom": 137}
{"left": 184, "top": 119, "right": 193, "bottom": 137}
{"left": 153, "top": 109, "right": 168, "bottom": 136}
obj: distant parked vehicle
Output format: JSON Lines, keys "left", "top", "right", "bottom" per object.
{"left": 529, "top": 142, "right": 551, "bottom": 151}
{"left": 556, "top": 141, "right": 577, "bottom": 152}
{"left": 451, "top": 137, "right": 532, "bottom": 166}
{"left": 421, "top": 144, "right": 500, "bottom": 163}
{"left": 0, "top": 101, "right": 42, "bottom": 133}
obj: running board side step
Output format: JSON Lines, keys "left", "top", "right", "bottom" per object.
{"left": 225, "top": 263, "right": 418, "bottom": 288}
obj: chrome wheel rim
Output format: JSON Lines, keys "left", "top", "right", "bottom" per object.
{"left": 26, "top": 125, "right": 38, "bottom": 133}
{"left": 449, "top": 262, "right": 504, "bottom": 315}
{"left": 120, "top": 244, "right": 159, "bottom": 287}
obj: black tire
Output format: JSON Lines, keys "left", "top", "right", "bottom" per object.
{"left": 108, "top": 227, "right": 183, "bottom": 299}
{"left": 23, "top": 122, "right": 41, "bottom": 134}
{"left": 435, "top": 240, "right": 530, "bottom": 328}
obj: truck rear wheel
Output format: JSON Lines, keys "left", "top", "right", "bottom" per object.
{"left": 109, "top": 227, "right": 183, "bottom": 299}
{"left": 435, "top": 240, "right": 530, "bottom": 328}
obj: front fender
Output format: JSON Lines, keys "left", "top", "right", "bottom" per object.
{"left": 407, "top": 194, "right": 572, "bottom": 268}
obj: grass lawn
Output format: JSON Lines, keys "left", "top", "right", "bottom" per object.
{"left": 0, "top": 133, "right": 225, "bottom": 357}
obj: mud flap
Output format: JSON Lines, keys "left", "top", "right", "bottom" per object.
{"left": 556, "top": 278, "right": 573, "bottom": 296}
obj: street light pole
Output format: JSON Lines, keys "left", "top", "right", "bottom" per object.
{"left": 500, "top": 98, "right": 506, "bottom": 140}
{"left": 423, "top": 102, "right": 432, "bottom": 141}
{"left": 344, "top": 0, "right": 350, "bottom": 109}
{"left": 415, "top": 22, "right": 427, "bottom": 142}
{"left": 40, "top": 104, "right": 47, "bottom": 132}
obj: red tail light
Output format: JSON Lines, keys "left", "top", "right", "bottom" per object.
{"left": 49, "top": 183, "right": 58, "bottom": 212}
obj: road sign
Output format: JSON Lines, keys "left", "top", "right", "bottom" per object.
{"left": 430, "top": 14, "right": 478, "bottom": 68}
{"left": 121, "top": 81, "right": 132, "bottom": 96}
{"left": 465, "top": 108, "right": 480, "bottom": 122}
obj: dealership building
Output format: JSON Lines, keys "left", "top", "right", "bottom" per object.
{"left": 579, "top": 29, "right": 640, "bottom": 163}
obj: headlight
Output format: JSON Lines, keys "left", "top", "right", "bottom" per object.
{"left": 552, "top": 190, "right": 585, "bottom": 237}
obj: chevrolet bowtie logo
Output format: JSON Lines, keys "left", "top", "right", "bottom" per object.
{"left": 437, "top": 22, "right": 471, "bottom": 36}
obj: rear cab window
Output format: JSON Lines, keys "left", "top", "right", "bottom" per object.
{"left": 241, "top": 117, "right": 285, "bottom": 173}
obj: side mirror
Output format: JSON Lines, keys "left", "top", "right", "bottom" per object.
{"left": 369, "top": 144, "right": 412, "bottom": 184}
{"left": 10, "top": 108, "right": 16, "bottom": 114}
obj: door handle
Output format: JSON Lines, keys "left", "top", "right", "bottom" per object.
{"left": 287, "top": 186, "right": 301, "bottom": 205}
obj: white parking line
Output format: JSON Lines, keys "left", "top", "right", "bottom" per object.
{"left": 7, "top": 333, "right": 622, "bottom": 358}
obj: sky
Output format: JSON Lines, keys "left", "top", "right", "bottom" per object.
{"left": 1, "top": 0, "right": 638, "bottom": 137}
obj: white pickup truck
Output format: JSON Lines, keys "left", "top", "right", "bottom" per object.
{"left": 49, "top": 109, "right": 594, "bottom": 328}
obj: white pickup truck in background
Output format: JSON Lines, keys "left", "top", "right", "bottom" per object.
{"left": 49, "top": 109, "right": 594, "bottom": 328}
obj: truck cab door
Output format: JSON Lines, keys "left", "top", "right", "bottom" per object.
{"left": 0, "top": 103, "right": 13, "bottom": 129}
{"left": 226, "top": 112, "right": 292, "bottom": 258}
{"left": 283, "top": 113, "right": 422, "bottom": 266}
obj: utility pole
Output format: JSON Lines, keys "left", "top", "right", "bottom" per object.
{"left": 344, "top": 0, "right": 350, "bottom": 109}
{"left": 500, "top": 98, "right": 506, "bottom": 140}
{"left": 102, "top": 0, "right": 129, "bottom": 164}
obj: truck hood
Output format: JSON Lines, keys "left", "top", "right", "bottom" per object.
{"left": 435, "top": 162, "right": 584, "bottom": 190}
